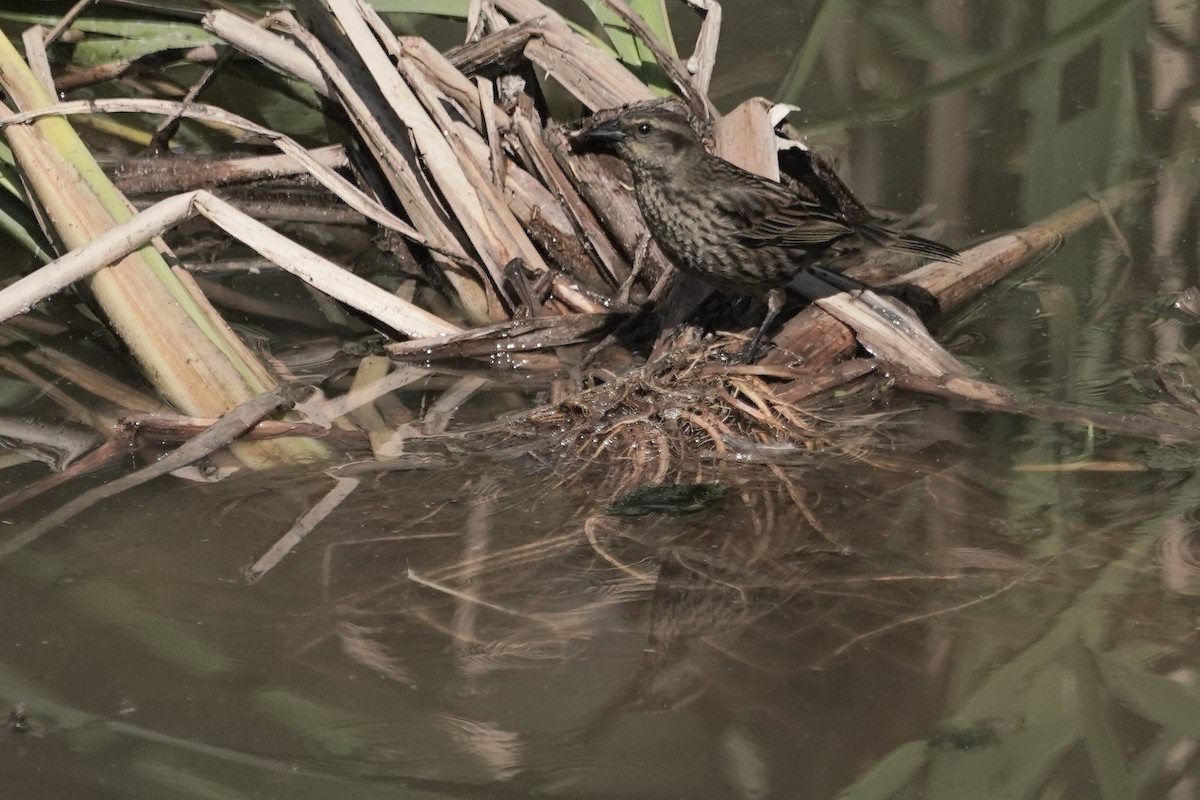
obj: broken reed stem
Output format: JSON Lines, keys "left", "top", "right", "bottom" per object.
{"left": 887, "top": 368, "right": 1200, "bottom": 444}
{"left": 407, "top": 568, "right": 532, "bottom": 619}
{"left": 245, "top": 476, "right": 362, "bottom": 583}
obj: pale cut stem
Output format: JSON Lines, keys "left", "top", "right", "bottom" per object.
{"left": 244, "top": 477, "right": 361, "bottom": 583}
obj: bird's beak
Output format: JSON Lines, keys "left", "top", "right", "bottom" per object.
{"left": 576, "top": 118, "right": 627, "bottom": 146}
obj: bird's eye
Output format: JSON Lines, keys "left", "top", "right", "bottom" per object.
{"left": 637, "top": 123, "right": 652, "bottom": 134}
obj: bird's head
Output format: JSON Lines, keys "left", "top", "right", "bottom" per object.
{"left": 575, "top": 101, "right": 703, "bottom": 175}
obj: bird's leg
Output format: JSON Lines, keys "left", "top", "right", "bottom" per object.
{"left": 503, "top": 257, "right": 545, "bottom": 317}
{"left": 737, "top": 287, "right": 786, "bottom": 363}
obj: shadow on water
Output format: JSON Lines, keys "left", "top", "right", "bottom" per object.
{"left": 6, "top": 418, "right": 1200, "bottom": 798}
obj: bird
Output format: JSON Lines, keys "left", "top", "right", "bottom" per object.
{"left": 574, "top": 99, "right": 958, "bottom": 360}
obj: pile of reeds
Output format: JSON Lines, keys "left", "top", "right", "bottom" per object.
{"left": 0, "top": 0, "right": 1189, "bottom": 493}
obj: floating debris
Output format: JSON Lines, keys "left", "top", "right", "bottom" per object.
{"left": 605, "top": 482, "right": 729, "bottom": 516}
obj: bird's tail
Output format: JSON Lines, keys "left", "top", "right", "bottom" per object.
{"left": 860, "top": 224, "right": 960, "bottom": 263}
{"left": 892, "top": 231, "right": 960, "bottom": 263}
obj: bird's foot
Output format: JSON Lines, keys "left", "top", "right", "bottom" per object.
{"left": 728, "top": 333, "right": 770, "bottom": 365}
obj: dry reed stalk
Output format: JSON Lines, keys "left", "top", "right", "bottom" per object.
{"left": 296, "top": 363, "right": 432, "bottom": 432}
{"left": 444, "top": 18, "right": 545, "bottom": 76}
{"left": 0, "top": 191, "right": 461, "bottom": 338}
{"left": 546, "top": 125, "right": 672, "bottom": 288}
{"left": 360, "top": 4, "right": 553, "bottom": 287}
{"left": 218, "top": 3, "right": 628, "bottom": 314}
{"left": 674, "top": 0, "right": 722, "bottom": 96}
{"left": 387, "top": 313, "right": 621, "bottom": 361}
{"left": 345, "top": 355, "right": 404, "bottom": 458}
{"left": 396, "top": 36, "right": 486, "bottom": 131}
{"left": 0, "top": 328, "right": 167, "bottom": 414}
{"left": 887, "top": 369, "right": 1200, "bottom": 444}
{"left": 798, "top": 271, "right": 974, "bottom": 379}
{"left": 3, "top": 97, "right": 445, "bottom": 246}
{"left": 53, "top": 44, "right": 222, "bottom": 93}
{"left": 111, "top": 145, "right": 350, "bottom": 195}
{"left": 765, "top": 180, "right": 1151, "bottom": 376}
{"left": 0, "top": 35, "right": 326, "bottom": 467}
{"left": 509, "top": 110, "right": 630, "bottom": 287}
{"left": 257, "top": 11, "right": 493, "bottom": 321}
{"left": 467, "top": 143, "right": 620, "bottom": 288}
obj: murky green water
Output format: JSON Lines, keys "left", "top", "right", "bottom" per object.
{"left": 4, "top": 1, "right": 1200, "bottom": 798}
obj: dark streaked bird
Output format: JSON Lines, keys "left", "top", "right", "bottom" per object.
{"left": 575, "top": 100, "right": 958, "bottom": 360}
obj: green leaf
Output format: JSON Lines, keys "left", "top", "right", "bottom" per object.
{"left": 71, "top": 30, "right": 220, "bottom": 66}
{"left": 926, "top": 663, "right": 1079, "bottom": 800}
{"left": 363, "top": 0, "right": 471, "bottom": 15}
{"left": 131, "top": 761, "right": 252, "bottom": 800}
{"left": 0, "top": 11, "right": 209, "bottom": 39}
{"left": 1070, "top": 643, "right": 1134, "bottom": 800}
{"left": 835, "top": 740, "right": 928, "bottom": 799}
{"left": 581, "top": 0, "right": 675, "bottom": 91}
{"left": 5, "top": 551, "right": 237, "bottom": 678}
{"left": 1100, "top": 651, "right": 1200, "bottom": 737}
{"left": 0, "top": 190, "right": 55, "bottom": 263}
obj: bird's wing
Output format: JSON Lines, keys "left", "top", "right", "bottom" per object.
{"left": 711, "top": 172, "right": 855, "bottom": 248}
